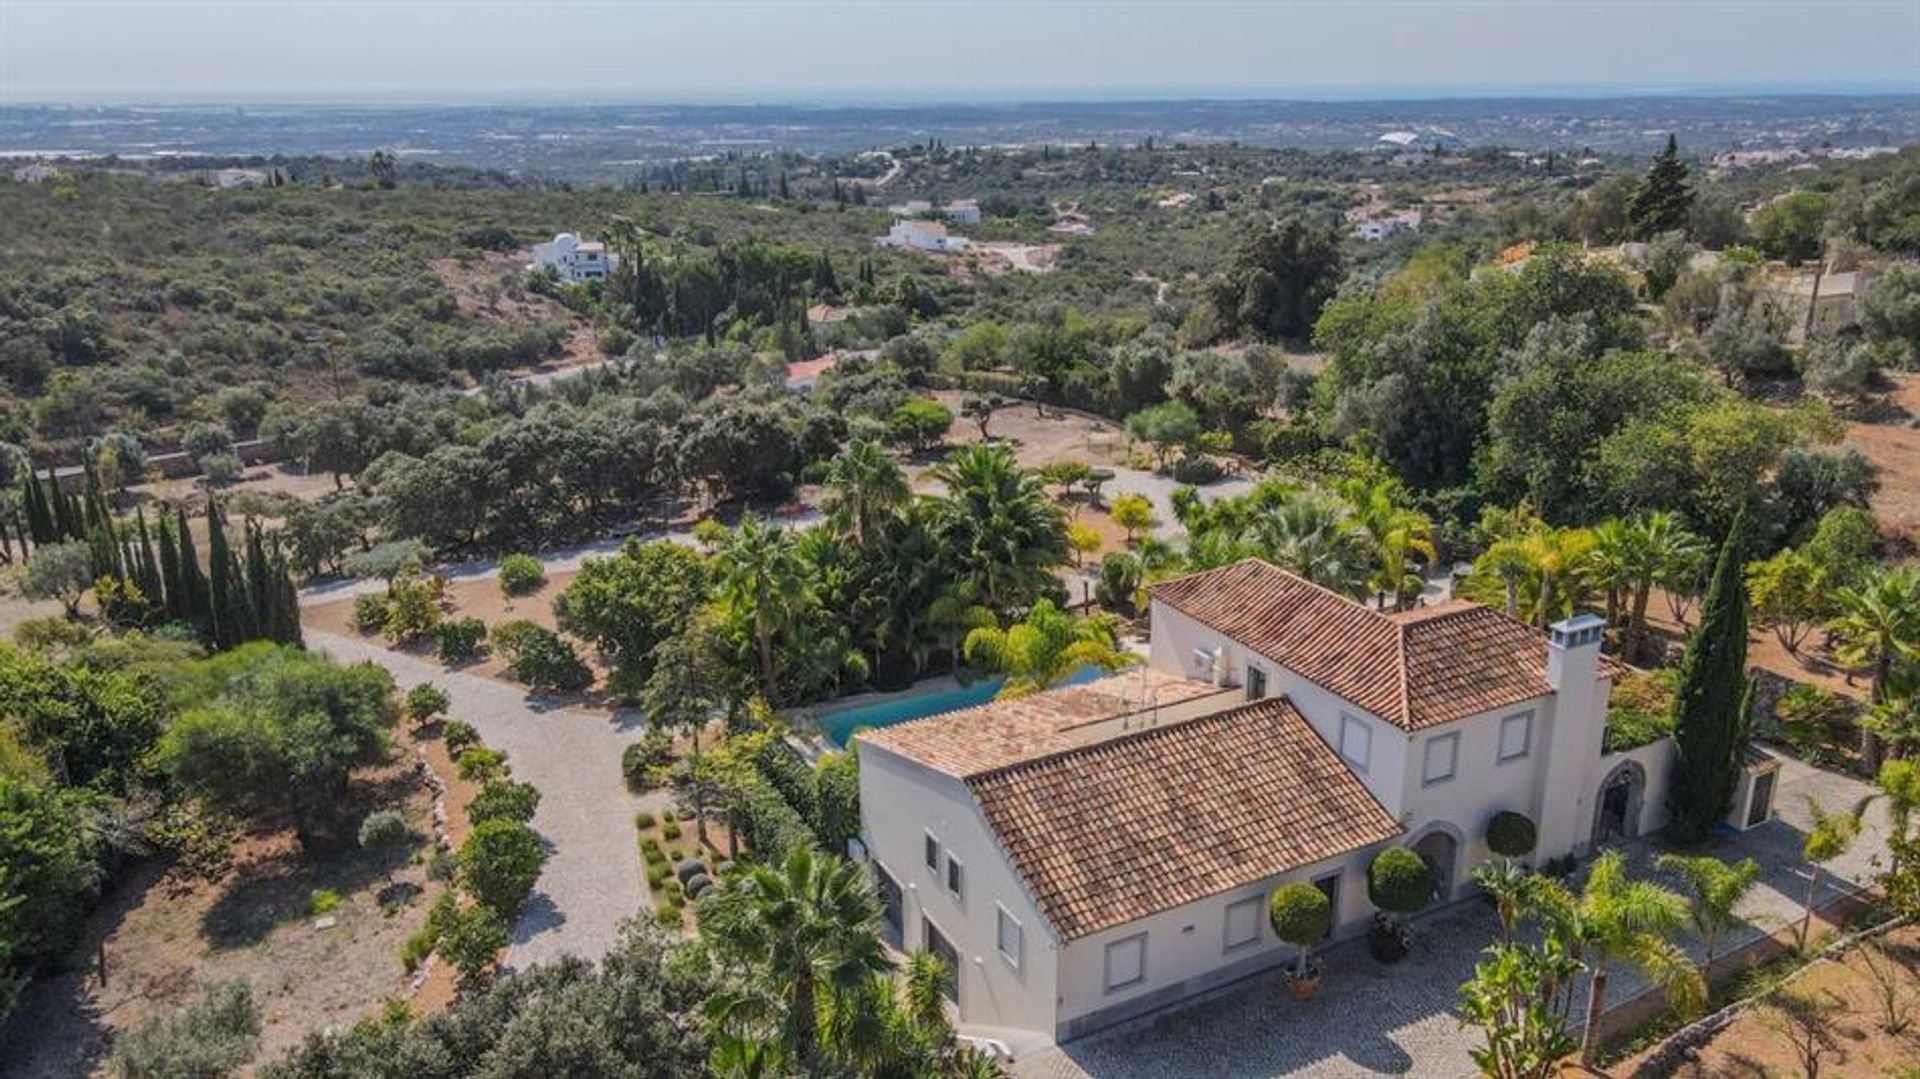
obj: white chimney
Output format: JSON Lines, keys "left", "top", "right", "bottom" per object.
{"left": 1537, "top": 614, "right": 1608, "bottom": 858}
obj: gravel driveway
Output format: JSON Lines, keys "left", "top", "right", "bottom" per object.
{"left": 307, "top": 630, "right": 649, "bottom": 969}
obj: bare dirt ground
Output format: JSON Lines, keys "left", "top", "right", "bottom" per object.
{"left": 1, "top": 750, "right": 444, "bottom": 1077}
{"left": 1618, "top": 922, "right": 1920, "bottom": 1078}
{"left": 431, "top": 251, "right": 604, "bottom": 378}
{"left": 134, "top": 462, "right": 347, "bottom": 515}
{"left": 1646, "top": 588, "right": 1865, "bottom": 702}
{"left": 304, "top": 568, "right": 629, "bottom": 705}
{"left": 1844, "top": 371, "right": 1920, "bottom": 543}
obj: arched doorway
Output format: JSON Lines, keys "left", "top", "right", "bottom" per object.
{"left": 1410, "top": 828, "right": 1460, "bottom": 905}
{"left": 1591, "top": 759, "right": 1646, "bottom": 848}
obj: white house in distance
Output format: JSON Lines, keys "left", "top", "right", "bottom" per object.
{"left": 529, "top": 232, "right": 617, "bottom": 282}
{"left": 1352, "top": 209, "right": 1424, "bottom": 241}
{"left": 854, "top": 558, "right": 1774, "bottom": 1045}
{"left": 880, "top": 218, "right": 972, "bottom": 254}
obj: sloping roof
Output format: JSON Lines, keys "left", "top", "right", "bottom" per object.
{"left": 967, "top": 697, "right": 1401, "bottom": 939}
{"left": 1150, "top": 559, "right": 1616, "bottom": 731}
{"left": 857, "top": 668, "right": 1229, "bottom": 778}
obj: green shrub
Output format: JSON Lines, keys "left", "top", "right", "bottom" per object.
{"left": 456, "top": 746, "right": 509, "bottom": 782}
{"left": 634, "top": 810, "right": 656, "bottom": 830}
{"left": 308, "top": 889, "right": 343, "bottom": 916}
{"left": 425, "top": 848, "right": 455, "bottom": 882}
{"left": 403, "top": 683, "right": 451, "bottom": 725}
{"left": 661, "top": 819, "right": 681, "bottom": 842}
{"left": 647, "top": 864, "right": 670, "bottom": 889}
{"left": 400, "top": 926, "right": 436, "bottom": 973}
{"left": 352, "top": 593, "right": 392, "bottom": 635}
{"left": 1485, "top": 811, "right": 1539, "bottom": 859}
{"left": 383, "top": 574, "right": 444, "bottom": 645}
{"left": 622, "top": 729, "right": 674, "bottom": 792}
{"left": 497, "top": 554, "right": 547, "bottom": 597}
{"left": 1368, "top": 847, "right": 1434, "bottom": 915}
{"left": 442, "top": 720, "right": 480, "bottom": 754}
{"left": 653, "top": 904, "right": 680, "bottom": 928}
{"left": 435, "top": 617, "right": 488, "bottom": 662}
{"left": 358, "top": 809, "right": 412, "bottom": 855}
{"left": 814, "top": 751, "right": 861, "bottom": 855}
{"left": 435, "top": 903, "right": 509, "bottom": 986}
{"left": 1606, "top": 670, "right": 1679, "bottom": 752}
{"left": 468, "top": 780, "right": 541, "bottom": 826}
{"left": 107, "top": 981, "right": 260, "bottom": 1079}
{"left": 493, "top": 619, "right": 592, "bottom": 693}
{"left": 457, "top": 819, "right": 546, "bottom": 917}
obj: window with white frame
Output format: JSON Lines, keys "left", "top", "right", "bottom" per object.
{"left": 1423, "top": 732, "right": 1459, "bottom": 785}
{"left": 1104, "top": 933, "right": 1147, "bottom": 991}
{"left": 1246, "top": 664, "right": 1269, "bottom": 701}
{"left": 946, "top": 855, "right": 964, "bottom": 899}
{"left": 1339, "top": 714, "right": 1372, "bottom": 772}
{"left": 1499, "top": 712, "right": 1533, "bottom": 762}
{"left": 923, "top": 832, "right": 940, "bottom": 872}
{"left": 1223, "top": 895, "right": 1263, "bottom": 951}
{"left": 996, "top": 905, "right": 1023, "bottom": 968}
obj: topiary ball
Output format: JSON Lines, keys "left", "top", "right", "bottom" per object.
{"left": 1485, "top": 811, "right": 1538, "bottom": 859}
{"left": 1368, "top": 847, "right": 1435, "bottom": 915}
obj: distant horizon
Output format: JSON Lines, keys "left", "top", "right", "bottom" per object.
{"left": 6, "top": 81, "right": 1919, "bottom": 111}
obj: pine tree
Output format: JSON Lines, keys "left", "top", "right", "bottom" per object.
{"left": 1667, "top": 508, "right": 1753, "bottom": 842}
{"left": 1628, "top": 134, "right": 1694, "bottom": 240}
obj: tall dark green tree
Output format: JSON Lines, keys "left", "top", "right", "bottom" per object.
{"left": 1628, "top": 134, "right": 1694, "bottom": 240}
{"left": 1667, "top": 508, "right": 1753, "bottom": 842}
{"left": 173, "top": 506, "right": 209, "bottom": 637}
{"left": 22, "top": 469, "right": 53, "bottom": 545}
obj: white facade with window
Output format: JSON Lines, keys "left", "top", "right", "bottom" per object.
{"left": 529, "top": 232, "right": 617, "bottom": 282}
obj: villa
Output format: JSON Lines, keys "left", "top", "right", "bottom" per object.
{"left": 853, "top": 559, "right": 1779, "bottom": 1044}
{"left": 529, "top": 232, "right": 616, "bottom": 282}
{"left": 880, "top": 218, "right": 971, "bottom": 254}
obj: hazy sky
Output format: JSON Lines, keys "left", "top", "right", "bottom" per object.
{"left": 4, "top": 0, "right": 1918, "bottom": 104}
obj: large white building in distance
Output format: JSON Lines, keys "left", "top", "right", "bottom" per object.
{"left": 529, "top": 232, "right": 616, "bottom": 282}
{"left": 880, "top": 219, "right": 972, "bottom": 254}
{"left": 854, "top": 558, "right": 1780, "bottom": 1045}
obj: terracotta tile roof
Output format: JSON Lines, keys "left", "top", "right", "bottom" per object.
{"left": 1150, "top": 559, "right": 1616, "bottom": 731}
{"left": 967, "top": 697, "right": 1401, "bottom": 940}
{"left": 857, "top": 668, "right": 1231, "bottom": 778}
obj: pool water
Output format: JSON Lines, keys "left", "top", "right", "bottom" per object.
{"left": 817, "top": 666, "right": 1104, "bottom": 746}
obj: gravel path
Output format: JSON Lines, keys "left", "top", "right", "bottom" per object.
{"left": 307, "top": 629, "right": 650, "bottom": 969}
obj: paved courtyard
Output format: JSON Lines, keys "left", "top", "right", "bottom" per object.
{"left": 1015, "top": 757, "right": 1890, "bottom": 1079}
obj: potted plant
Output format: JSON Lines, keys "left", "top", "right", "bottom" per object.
{"left": 1366, "top": 847, "right": 1434, "bottom": 963}
{"left": 1268, "top": 882, "right": 1332, "bottom": 1000}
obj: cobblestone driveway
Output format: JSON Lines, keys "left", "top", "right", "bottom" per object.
{"left": 1016, "top": 757, "right": 1890, "bottom": 1079}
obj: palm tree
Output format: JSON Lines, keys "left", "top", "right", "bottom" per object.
{"left": 1626, "top": 513, "right": 1704, "bottom": 663}
{"left": 1587, "top": 519, "right": 1637, "bottom": 630}
{"left": 963, "top": 599, "right": 1138, "bottom": 699}
{"left": 931, "top": 444, "right": 1068, "bottom": 612}
{"left": 1471, "top": 859, "right": 1537, "bottom": 942}
{"left": 822, "top": 439, "right": 910, "bottom": 550}
{"left": 1828, "top": 566, "right": 1920, "bottom": 773}
{"left": 1255, "top": 491, "right": 1369, "bottom": 596}
{"left": 1654, "top": 853, "right": 1761, "bottom": 971}
{"left": 1530, "top": 851, "right": 1704, "bottom": 1066}
{"left": 702, "top": 848, "right": 894, "bottom": 1072}
{"left": 713, "top": 516, "right": 811, "bottom": 693}
{"left": 1339, "top": 475, "right": 1436, "bottom": 610}
{"left": 1798, "top": 795, "right": 1869, "bottom": 952}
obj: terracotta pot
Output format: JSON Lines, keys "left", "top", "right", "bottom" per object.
{"left": 1286, "top": 974, "right": 1322, "bottom": 1001}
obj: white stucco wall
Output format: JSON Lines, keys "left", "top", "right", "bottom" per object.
{"left": 856, "top": 744, "right": 1059, "bottom": 1034}
{"left": 1148, "top": 601, "right": 1410, "bottom": 816}
{"left": 1052, "top": 845, "right": 1379, "bottom": 1040}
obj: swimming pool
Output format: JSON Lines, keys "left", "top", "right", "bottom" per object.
{"left": 815, "top": 666, "right": 1104, "bottom": 747}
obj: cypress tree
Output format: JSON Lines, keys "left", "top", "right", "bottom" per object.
{"left": 49, "top": 472, "right": 75, "bottom": 541}
{"left": 206, "top": 502, "right": 239, "bottom": 648}
{"left": 22, "top": 470, "right": 51, "bottom": 546}
{"left": 157, "top": 512, "right": 181, "bottom": 623}
{"left": 1628, "top": 133, "right": 1694, "bottom": 239}
{"left": 174, "top": 505, "right": 209, "bottom": 638}
{"left": 244, "top": 520, "right": 273, "bottom": 642}
{"left": 133, "top": 509, "right": 164, "bottom": 612}
{"left": 1667, "top": 508, "right": 1753, "bottom": 842}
